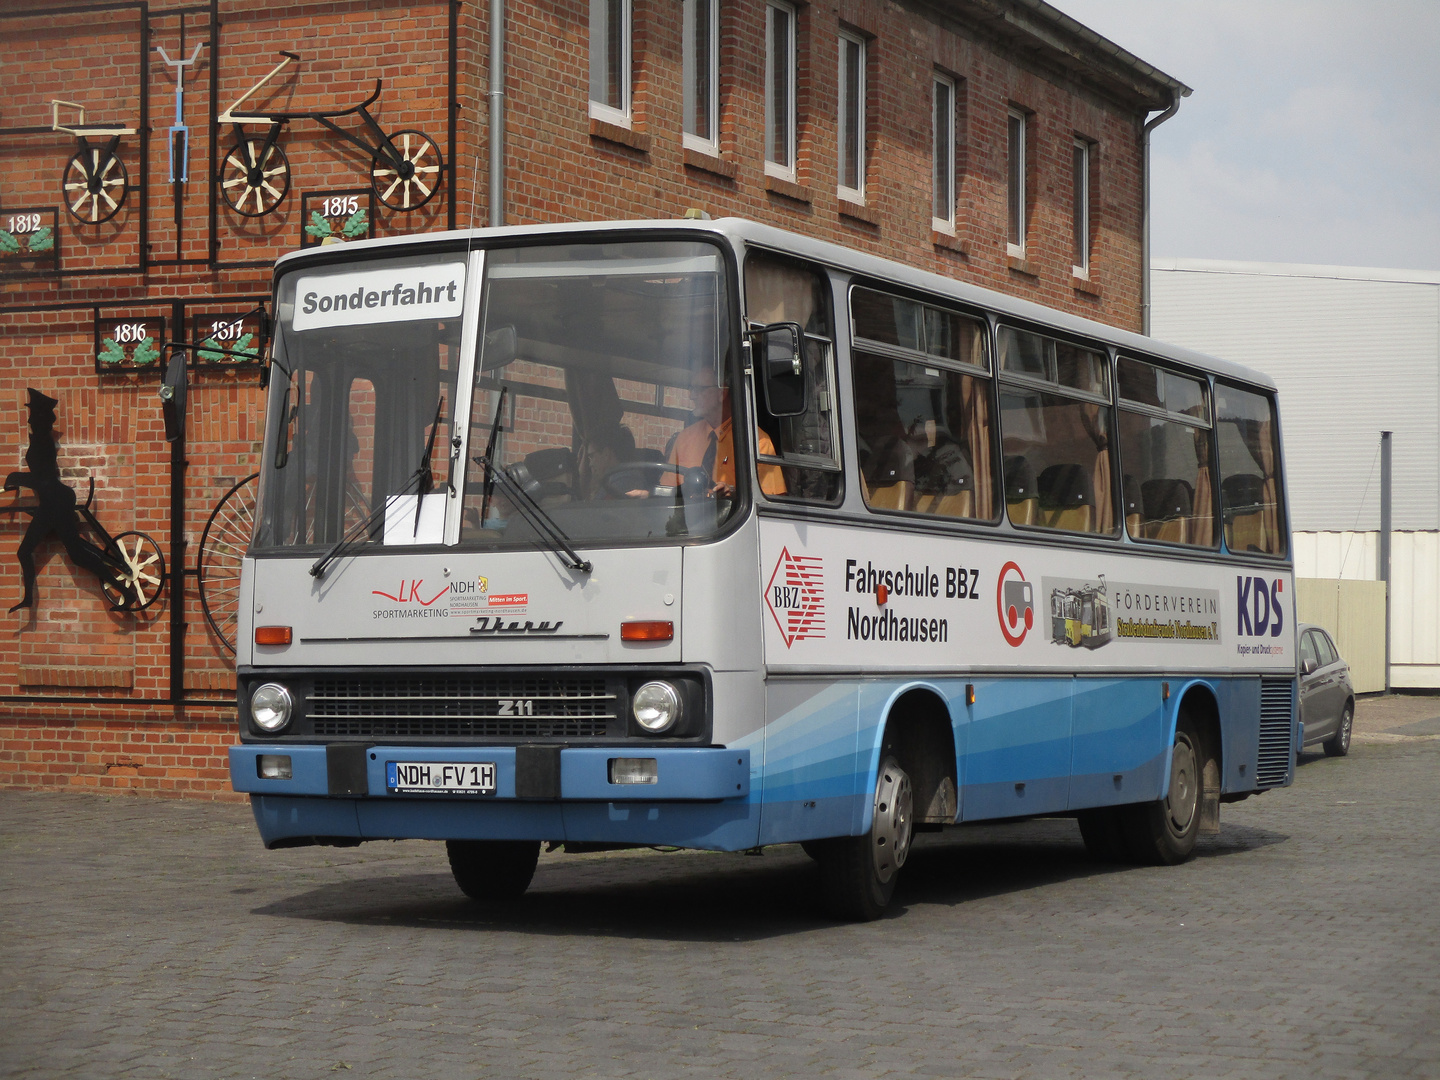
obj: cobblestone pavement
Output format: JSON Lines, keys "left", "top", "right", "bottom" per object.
{"left": 3, "top": 729, "right": 1439, "bottom": 1079}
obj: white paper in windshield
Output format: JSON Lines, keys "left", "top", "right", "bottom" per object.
{"left": 292, "top": 262, "right": 466, "bottom": 331}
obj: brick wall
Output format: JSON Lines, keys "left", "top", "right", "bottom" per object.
{"left": 499, "top": 0, "right": 1145, "bottom": 324}
{"left": 0, "top": 0, "right": 1164, "bottom": 799}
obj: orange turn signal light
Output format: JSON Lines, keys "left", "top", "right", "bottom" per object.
{"left": 254, "top": 626, "right": 293, "bottom": 646}
{"left": 621, "top": 620, "right": 674, "bottom": 642}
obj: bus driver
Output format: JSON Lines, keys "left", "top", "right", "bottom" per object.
{"left": 669, "top": 367, "right": 786, "bottom": 497}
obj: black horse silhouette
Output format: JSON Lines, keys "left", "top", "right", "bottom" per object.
{"left": 2, "top": 389, "right": 162, "bottom": 613}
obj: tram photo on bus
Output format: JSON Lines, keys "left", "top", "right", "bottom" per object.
{"left": 229, "top": 217, "right": 1297, "bottom": 920}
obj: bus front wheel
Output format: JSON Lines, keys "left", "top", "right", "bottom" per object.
{"left": 1122, "top": 714, "right": 1203, "bottom": 865}
{"left": 446, "top": 839, "right": 540, "bottom": 902}
{"left": 814, "top": 755, "right": 913, "bottom": 921}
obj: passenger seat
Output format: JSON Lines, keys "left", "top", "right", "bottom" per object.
{"left": 1038, "top": 463, "right": 1094, "bottom": 532}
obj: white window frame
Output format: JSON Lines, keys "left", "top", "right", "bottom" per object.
{"left": 1007, "top": 107, "right": 1027, "bottom": 259}
{"left": 1072, "top": 137, "right": 1091, "bottom": 277}
{"left": 588, "top": 0, "right": 632, "bottom": 127}
{"left": 836, "top": 30, "right": 866, "bottom": 202}
{"left": 932, "top": 73, "right": 956, "bottom": 233}
{"left": 683, "top": 0, "right": 721, "bottom": 154}
{"left": 764, "top": 0, "right": 797, "bottom": 181}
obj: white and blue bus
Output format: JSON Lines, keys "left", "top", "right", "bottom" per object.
{"left": 229, "top": 217, "right": 1296, "bottom": 919}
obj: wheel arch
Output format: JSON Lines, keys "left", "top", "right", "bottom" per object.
{"left": 863, "top": 682, "right": 959, "bottom": 831}
{"left": 1169, "top": 680, "right": 1223, "bottom": 835}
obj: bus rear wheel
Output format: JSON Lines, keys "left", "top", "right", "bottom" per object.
{"left": 1122, "top": 714, "right": 1203, "bottom": 865}
{"left": 815, "top": 755, "right": 913, "bottom": 921}
{"left": 446, "top": 839, "right": 540, "bottom": 902}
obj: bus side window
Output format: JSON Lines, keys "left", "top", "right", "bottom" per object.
{"left": 849, "top": 286, "right": 995, "bottom": 520}
{"left": 1215, "top": 382, "right": 1286, "bottom": 556}
{"left": 1115, "top": 357, "right": 1216, "bottom": 547}
{"left": 744, "top": 254, "right": 843, "bottom": 503}
{"left": 997, "top": 327, "right": 1115, "bottom": 535}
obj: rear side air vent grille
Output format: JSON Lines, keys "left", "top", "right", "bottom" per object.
{"left": 1255, "top": 677, "right": 1295, "bottom": 787}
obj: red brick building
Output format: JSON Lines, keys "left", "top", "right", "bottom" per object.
{"left": 0, "top": 0, "right": 1187, "bottom": 798}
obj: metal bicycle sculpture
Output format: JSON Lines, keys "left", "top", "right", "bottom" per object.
{"left": 1, "top": 390, "right": 165, "bottom": 614}
{"left": 52, "top": 100, "right": 136, "bottom": 224}
{"left": 197, "top": 472, "right": 257, "bottom": 653}
{"left": 218, "top": 51, "right": 444, "bottom": 217}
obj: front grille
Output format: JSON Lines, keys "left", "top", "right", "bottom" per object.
{"left": 1255, "top": 677, "right": 1295, "bottom": 787}
{"left": 308, "top": 675, "right": 617, "bottom": 739}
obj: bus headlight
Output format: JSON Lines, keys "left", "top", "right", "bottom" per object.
{"left": 251, "top": 683, "right": 294, "bottom": 733}
{"left": 632, "top": 681, "right": 681, "bottom": 734}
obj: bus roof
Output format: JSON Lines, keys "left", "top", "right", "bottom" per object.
{"left": 275, "top": 217, "right": 1276, "bottom": 392}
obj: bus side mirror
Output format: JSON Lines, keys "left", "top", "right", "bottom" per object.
{"left": 750, "top": 322, "right": 808, "bottom": 418}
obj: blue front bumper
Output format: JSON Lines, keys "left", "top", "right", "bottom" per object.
{"left": 231, "top": 744, "right": 758, "bottom": 851}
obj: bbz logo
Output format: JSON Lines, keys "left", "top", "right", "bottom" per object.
{"left": 1237, "top": 576, "right": 1284, "bottom": 638}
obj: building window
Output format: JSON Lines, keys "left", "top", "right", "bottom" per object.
{"left": 837, "top": 31, "right": 865, "bottom": 201}
{"left": 1073, "top": 138, "right": 1091, "bottom": 275}
{"left": 1007, "top": 107, "right": 1027, "bottom": 257}
{"left": 683, "top": 0, "right": 719, "bottom": 153}
{"left": 765, "top": 0, "right": 797, "bottom": 179}
{"left": 589, "top": 0, "right": 631, "bottom": 126}
{"left": 932, "top": 74, "right": 955, "bottom": 232}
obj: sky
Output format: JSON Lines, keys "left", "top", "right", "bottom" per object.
{"left": 1051, "top": 1, "right": 1440, "bottom": 272}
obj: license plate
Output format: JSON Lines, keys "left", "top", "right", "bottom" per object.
{"left": 386, "top": 760, "right": 496, "bottom": 795}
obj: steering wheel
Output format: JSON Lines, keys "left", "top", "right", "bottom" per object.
{"left": 602, "top": 462, "right": 709, "bottom": 498}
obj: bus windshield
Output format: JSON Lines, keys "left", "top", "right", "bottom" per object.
{"left": 460, "top": 240, "right": 735, "bottom": 546}
{"left": 255, "top": 239, "right": 736, "bottom": 554}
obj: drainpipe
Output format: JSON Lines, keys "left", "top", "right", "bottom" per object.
{"left": 489, "top": 0, "right": 505, "bottom": 227}
{"left": 1141, "top": 94, "right": 1183, "bottom": 336}
{"left": 1380, "top": 430, "right": 1392, "bottom": 694}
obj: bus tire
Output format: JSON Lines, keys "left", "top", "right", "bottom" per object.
{"left": 1077, "top": 807, "right": 1129, "bottom": 862}
{"left": 446, "top": 839, "right": 540, "bottom": 902}
{"left": 1121, "top": 714, "right": 1203, "bottom": 865}
{"left": 815, "top": 755, "right": 913, "bottom": 921}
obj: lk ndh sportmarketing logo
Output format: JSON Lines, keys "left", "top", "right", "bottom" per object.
{"left": 997, "top": 561, "right": 1033, "bottom": 646}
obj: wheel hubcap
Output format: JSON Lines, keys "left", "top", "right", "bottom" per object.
{"left": 871, "top": 760, "right": 913, "bottom": 884}
{"left": 1166, "top": 736, "right": 1198, "bottom": 835}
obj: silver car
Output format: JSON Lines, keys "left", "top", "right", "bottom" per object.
{"left": 1298, "top": 623, "right": 1355, "bottom": 757}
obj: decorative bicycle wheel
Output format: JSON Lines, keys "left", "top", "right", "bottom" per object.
{"left": 371, "top": 129, "right": 441, "bottom": 211}
{"left": 199, "top": 473, "right": 258, "bottom": 654}
{"left": 220, "top": 138, "right": 290, "bottom": 217}
{"left": 101, "top": 531, "right": 166, "bottom": 612}
{"left": 62, "top": 146, "right": 128, "bottom": 223}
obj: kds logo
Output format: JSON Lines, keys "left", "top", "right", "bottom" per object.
{"left": 1236, "top": 576, "right": 1285, "bottom": 638}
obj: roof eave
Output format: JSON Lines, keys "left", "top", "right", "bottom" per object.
{"left": 930, "top": 0, "right": 1192, "bottom": 113}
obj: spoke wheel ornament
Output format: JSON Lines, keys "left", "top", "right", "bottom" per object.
{"left": 220, "top": 139, "right": 291, "bottom": 217}
{"left": 102, "top": 531, "right": 166, "bottom": 612}
{"left": 371, "top": 129, "right": 442, "bottom": 211}
{"left": 62, "top": 147, "right": 129, "bottom": 224}
{"left": 199, "top": 473, "right": 258, "bottom": 653}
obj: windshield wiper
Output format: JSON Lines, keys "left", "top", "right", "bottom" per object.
{"left": 478, "top": 386, "right": 507, "bottom": 532}
{"left": 309, "top": 397, "right": 445, "bottom": 579}
{"left": 473, "top": 451, "right": 592, "bottom": 574}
